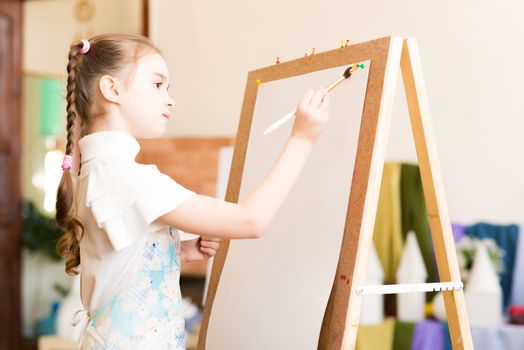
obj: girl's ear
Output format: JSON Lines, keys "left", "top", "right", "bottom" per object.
{"left": 99, "top": 75, "right": 122, "bottom": 103}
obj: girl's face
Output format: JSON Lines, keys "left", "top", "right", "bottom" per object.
{"left": 118, "top": 52, "right": 175, "bottom": 138}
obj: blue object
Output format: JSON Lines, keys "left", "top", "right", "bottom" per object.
{"left": 511, "top": 229, "right": 524, "bottom": 305}
{"left": 410, "top": 320, "right": 445, "bottom": 350}
{"left": 185, "top": 311, "right": 202, "bottom": 332}
{"left": 464, "top": 223, "right": 520, "bottom": 309}
{"left": 442, "top": 322, "right": 453, "bottom": 350}
{"left": 35, "top": 300, "right": 59, "bottom": 336}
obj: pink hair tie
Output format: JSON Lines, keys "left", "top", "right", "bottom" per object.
{"left": 62, "top": 154, "right": 73, "bottom": 170}
{"left": 80, "top": 39, "right": 90, "bottom": 54}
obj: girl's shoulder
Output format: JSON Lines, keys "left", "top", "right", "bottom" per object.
{"left": 80, "top": 158, "right": 162, "bottom": 182}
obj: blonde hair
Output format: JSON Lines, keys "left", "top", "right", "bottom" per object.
{"left": 55, "top": 34, "right": 161, "bottom": 275}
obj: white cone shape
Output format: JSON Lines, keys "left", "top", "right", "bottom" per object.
{"left": 396, "top": 231, "right": 427, "bottom": 322}
{"left": 465, "top": 243, "right": 502, "bottom": 326}
{"left": 360, "top": 245, "right": 385, "bottom": 325}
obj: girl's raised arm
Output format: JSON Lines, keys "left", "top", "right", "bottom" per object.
{"left": 157, "top": 88, "right": 329, "bottom": 239}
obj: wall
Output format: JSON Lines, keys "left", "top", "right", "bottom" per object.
{"left": 24, "top": 0, "right": 142, "bottom": 76}
{"left": 151, "top": 0, "right": 524, "bottom": 224}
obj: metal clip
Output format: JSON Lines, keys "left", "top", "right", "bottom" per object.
{"left": 305, "top": 48, "right": 316, "bottom": 57}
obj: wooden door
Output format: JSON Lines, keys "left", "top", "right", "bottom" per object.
{"left": 0, "top": 0, "right": 23, "bottom": 349}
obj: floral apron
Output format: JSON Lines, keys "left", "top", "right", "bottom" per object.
{"left": 74, "top": 227, "right": 186, "bottom": 349}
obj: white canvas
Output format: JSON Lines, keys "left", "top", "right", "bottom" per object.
{"left": 206, "top": 61, "right": 371, "bottom": 349}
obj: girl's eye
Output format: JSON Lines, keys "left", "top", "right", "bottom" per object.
{"left": 155, "top": 82, "right": 162, "bottom": 88}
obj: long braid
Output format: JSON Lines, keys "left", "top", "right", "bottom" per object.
{"left": 55, "top": 41, "right": 85, "bottom": 275}
{"left": 64, "top": 44, "right": 81, "bottom": 156}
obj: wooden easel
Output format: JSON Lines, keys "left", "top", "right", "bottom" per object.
{"left": 317, "top": 37, "right": 473, "bottom": 349}
{"left": 198, "top": 36, "right": 473, "bottom": 350}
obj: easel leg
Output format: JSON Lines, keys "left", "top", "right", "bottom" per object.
{"left": 400, "top": 38, "right": 473, "bottom": 350}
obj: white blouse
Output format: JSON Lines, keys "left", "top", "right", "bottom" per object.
{"left": 73, "top": 130, "right": 197, "bottom": 316}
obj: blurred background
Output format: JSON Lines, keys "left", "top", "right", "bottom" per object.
{"left": 1, "top": 0, "right": 523, "bottom": 349}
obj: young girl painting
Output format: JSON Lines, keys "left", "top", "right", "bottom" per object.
{"left": 55, "top": 34, "right": 329, "bottom": 349}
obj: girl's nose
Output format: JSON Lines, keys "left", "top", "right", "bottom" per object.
{"left": 167, "top": 95, "right": 175, "bottom": 108}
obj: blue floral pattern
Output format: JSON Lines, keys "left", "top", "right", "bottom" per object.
{"left": 82, "top": 228, "right": 186, "bottom": 349}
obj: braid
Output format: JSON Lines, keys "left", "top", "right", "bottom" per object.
{"left": 65, "top": 44, "right": 82, "bottom": 156}
{"left": 55, "top": 41, "right": 85, "bottom": 276}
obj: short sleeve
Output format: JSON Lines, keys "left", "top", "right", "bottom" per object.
{"left": 84, "top": 160, "right": 196, "bottom": 251}
{"left": 178, "top": 230, "right": 200, "bottom": 241}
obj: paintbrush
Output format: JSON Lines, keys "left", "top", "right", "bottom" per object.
{"left": 263, "top": 63, "right": 364, "bottom": 135}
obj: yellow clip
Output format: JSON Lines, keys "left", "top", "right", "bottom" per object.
{"left": 256, "top": 79, "right": 263, "bottom": 87}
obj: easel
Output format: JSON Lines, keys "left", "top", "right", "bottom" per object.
{"left": 316, "top": 37, "right": 473, "bottom": 350}
{"left": 198, "top": 36, "right": 473, "bottom": 350}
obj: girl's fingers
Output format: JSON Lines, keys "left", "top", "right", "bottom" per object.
{"left": 200, "top": 240, "right": 220, "bottom": 250}
{"left": 318, "top": 93, "right": 330, "bottom": 113}
{"left": 298, "top": 89, "right": 314, "bottom": 110}
{"left": 310, "top": 88, "right": 327, "bottom": 109}
{"left": 200, "top": 247, "right": 217, "bottom": 256}
{"left": 200, "top": 237, "right": 219, "bottom": 244}
{"left": 200, "top": 236, "right": 220, "bottom": 242}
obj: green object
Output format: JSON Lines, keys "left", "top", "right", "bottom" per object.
{"left": 53, "top": 282, "right": 70, "bottom": 298}
{"left": 357, "top": 63, "right": 365, "bottom": 69}
{"left": 21, "top": 197, "right": 63, "bottom": 261}
{"left": 400, "top": 163, "right": 438, "bottom": 301}
{"left": 39, "top": 78, "right": 64, "bottom": 136}
{"left": 392, "top": 320, "right": 415, "bottom": 350}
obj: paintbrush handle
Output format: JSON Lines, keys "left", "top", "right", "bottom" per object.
{"left": 325, "top": 76, "right": 346, "bottom": 92}
{"left": 263, "top": 80, "right": 339, "bottom": 136}
{"left": 263, "top": 109, "right": 296, "bottom": 135}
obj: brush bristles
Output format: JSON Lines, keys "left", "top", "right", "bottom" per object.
{"left": 343, "top": 67, "right": 352, "bottom": 78}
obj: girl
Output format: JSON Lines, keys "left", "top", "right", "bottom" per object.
{"left": 55, "top": 33, "right": 329, "bottom": 349}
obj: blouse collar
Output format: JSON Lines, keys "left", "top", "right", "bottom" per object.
{"left": 78, "top": 130, "right": 140, "bottom": 164}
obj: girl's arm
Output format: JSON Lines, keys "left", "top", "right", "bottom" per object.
{"left": 157, "top": 88, "right": 329, "bottom": 239}
{"left": 158, "top": 136, "right": 314, "bottom": 239}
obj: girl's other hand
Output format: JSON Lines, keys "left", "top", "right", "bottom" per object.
{"left": 290, "top": 88, "right": 330, "bottom": 145}
{"left": 198, "top": 236, "right": 220, "bottom": 259}
{"left": 180, "top": 236, "right": 220, "bottom": 264}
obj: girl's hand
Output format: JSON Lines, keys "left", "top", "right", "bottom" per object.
{"left": 290, "top": 88, "right": 330, "bottom": 145}
{"left": 180, "top": 236, "right": 220, "bottom": 264}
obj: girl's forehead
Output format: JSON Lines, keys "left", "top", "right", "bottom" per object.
{"left": 137, "top": 53, "right": 170, "bottom": 79}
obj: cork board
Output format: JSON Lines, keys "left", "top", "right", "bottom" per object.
{"left": 199, "top": 36, "right": 402, "bottom": 349}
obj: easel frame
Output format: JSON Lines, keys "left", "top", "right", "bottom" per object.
{"left": 198, "top": 36, "right": 473, "bottom": 350}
